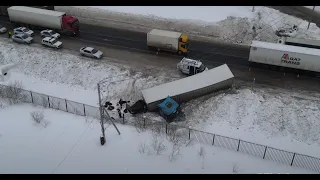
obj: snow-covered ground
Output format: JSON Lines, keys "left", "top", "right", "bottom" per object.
{"left": 0, "top": 103, "right": 314, "bottom": 173}
{"left": 1, "top": 34, "right": 320, "bottom": 168}
{"left": 56, "top": 6, "right": 320, "bottom": 44}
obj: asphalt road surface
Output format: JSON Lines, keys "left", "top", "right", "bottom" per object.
{"left": 0, "top": 16, "right": 250, "bottom": 69}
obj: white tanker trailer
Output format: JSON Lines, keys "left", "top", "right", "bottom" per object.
{"left": 249, "top": 40, "right": 320, "bottom": 75}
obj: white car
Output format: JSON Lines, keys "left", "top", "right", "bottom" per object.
{"left": 41, "top": 37, "right": 62, "bottom": 49}
{"left": 13, "top": 27, "right": 34, "bottom": 37}
{"left": 79, "top": 47, "right": 103, "bottom": 59}
{"left": 0, "top": 24, "right": 7, "bottom": 34}
{"left": 40, "top": 29, "right": 60, "bottom": 39}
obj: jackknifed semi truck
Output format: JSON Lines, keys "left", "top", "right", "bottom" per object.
{"left": 147, "top": 29, "right": 189, "bottom": 55}
{"left": 7, "top": 6, "right": 79, "bottom": 36}
{"left": 141, "top": 64, "right": 234, "bottom": 111}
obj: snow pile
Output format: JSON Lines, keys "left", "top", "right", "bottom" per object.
{"left": 55, "top": 6, "right": 320, "bottom": 45}
{"left": 0, "top": 39, "right": 176, "bottom": 103}
{"left": 0, "top": 103, "right": 313, "bottom": 173}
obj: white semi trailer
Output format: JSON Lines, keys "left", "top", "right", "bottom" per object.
{"left": 147, "top": 29, "right": 189, "bottom": 55}
{"left": 141, "top": 64, "right": 234, "bottom": 111}
{"left": 249, "top": 40, "right": 320, "bottom": 73}
{"left": 7, "top": 6, "right": 79, "bottom": 36}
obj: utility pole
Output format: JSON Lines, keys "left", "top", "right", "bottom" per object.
{"left": 307, "top": 6, "right": 315, "bottom": 30}
{"left": 97, "top": 83, "right": 106, "bottom": 145}
{"left": 252, "top": 6, "right": 255, "bottom": 12}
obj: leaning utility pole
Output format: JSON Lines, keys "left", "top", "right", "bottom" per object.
{"left": 97, "top": 83, "right": 106, "bottom": 145}
{"left": 307, "top": 6, "right": 315, "bottom": 30}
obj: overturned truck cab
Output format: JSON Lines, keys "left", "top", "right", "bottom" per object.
{"left": 157, "top": 96, "right": 180, "bottom": 122}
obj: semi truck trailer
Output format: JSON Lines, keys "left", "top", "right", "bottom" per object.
{"left": 147, "top": 29, "right": 189, "bottom": 55}
{"left": 7, "top": 6, "right": 79, "bottom": 36}
{"left": 249, "top": 40, "right": 320, "bottom": 74}
{"left": 278, "top": 37, "right": 320, "bottom": 50}
{"left": 142, "top": 64, "right": 234, "bottom": 111}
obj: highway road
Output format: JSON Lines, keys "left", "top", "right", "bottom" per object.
{"left": 2, "top": 9, "right": 320, "bottom": 93}
{"left": 0, "top": 16, "right": 251, "bottom": 69}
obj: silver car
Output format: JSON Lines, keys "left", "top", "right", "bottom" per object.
{"left": 79, "top": 47, "right": 103, "bottom": 59}
{"left": 13, "top": 27, "right": 34, "bottom": 37}
{"left": 0, "top": 24, "right": 7, "bottom": 34}
{"left": 12, "top": 34, "right": 33, "bottom": 44}
{"left": 40, "top": 29, "right": 60, "bottom": 39}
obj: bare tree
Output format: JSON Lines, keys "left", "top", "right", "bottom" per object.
{"left": 30, "top": 111, "right": 44, "bottom": 123}
{"left": 138, "top": 142, "right": 149, "bottom": 154}
{"left": 0, "top": 102, "right": 5, "bottom": 109}
{"left": 232, "top": 163, "right": 241, "bottom": 174}
{"left": 42, "top": 120, "right": 50, "bottom": 128}
{"left": 150, "top": 133, "right": 166, "bottom": 155}
{"left": 166, "top": 125, "right": 186, "bottom": 146}
{"left": 198, "top": 147, "right": 206, "bottom": 169}
{"left": 133, "top": 114, "right": 148, "bottom": 133}
{"left": 168, "top": 141, "right": 182, "bottom": 162}
{"left": 30, "top": 111, "right": 50, "bottom": 128}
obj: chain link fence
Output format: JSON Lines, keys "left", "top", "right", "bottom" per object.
{"left": 0, "top": 83, "right": 319, "bottom": 173}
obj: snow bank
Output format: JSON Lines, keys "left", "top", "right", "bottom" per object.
{"left": 0, "top": 103, "right": 313, "bottom": 173}
{"left": 55, "top": 6, "right": 320, "bottom": 45}
{"left": 180, "top": 86, "right": 320, "bottom": 158}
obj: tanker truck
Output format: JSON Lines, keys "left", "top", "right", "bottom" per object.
{"left": 7, "top": 6, "right": 79, "bottom": 36}
{"left": 147, "top": 29, "right": 189, "bottom": 55}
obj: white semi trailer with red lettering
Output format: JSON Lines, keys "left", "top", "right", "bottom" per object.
{"left": 249, "top": 40, "right": 320, "bottom": 76}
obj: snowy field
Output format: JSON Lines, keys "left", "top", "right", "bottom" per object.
{"left": 1, "top": 34, "right": 320, "bottom": 167}
{"left": 0, "top": 103, "right": 314, "bottom": 173}
{"left": 55, "top": 6, "right": 320, "bottom": 44}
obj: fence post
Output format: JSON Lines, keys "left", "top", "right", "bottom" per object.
{"left": 212, "top": 134, "right": 215, "bottom": 145}
{"left": 65, "top": 99, "right": 68, "bottom": 112}
{"left": 165, "top": 124, "right": 168, "bottom": 134}
{"left": 290, "top": 153, "right": 296, "bottom": 166}
{"left": 263, "top": 146, "right": 267, "bottom": 159}
{"left": 188, "top": 128, "right": 191, "bottom": 140}
{"left": 47, "top": 96, "right": 50, "bottom": 108}
{"left": 237, "top": 140, "right": 241, "bottom": 151}
{"left": 143, "top": 116, "right": 146, "bottom": 128}
{"left": 122, "top": 114, "right": 125, "bottom": 124}
{"left": 83, "top": 104, "right": 86, "bottom": 116}
{"left": 30, "top": 91, "right": 34, "bottom": 103}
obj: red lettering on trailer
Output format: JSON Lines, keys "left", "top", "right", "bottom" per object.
{"left": 282, "top": 54, "right": 289, "bottom": 60}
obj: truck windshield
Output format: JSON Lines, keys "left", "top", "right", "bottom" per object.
{"left": 21, "top": 34, "right": 29, "bottom": 39}
{"left": 92, "top": 49, "right": 98, "bottom": 54}
{"left": 49, "top": 31, "right": 57, "bottom": 35}
{"left": 51, "top": 39, "right": 57, "bottom": 44}
{"left": 199, "top": 64, "right": 206, "bottom": 72}
{"left": 71, "top": 20, "right": 79, "bottom": 29}
{"left": 23, "top": 28, "right": 30, "bottom": 32}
